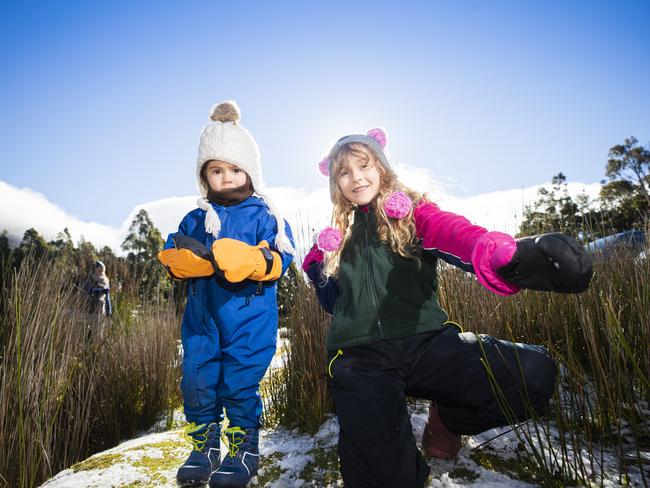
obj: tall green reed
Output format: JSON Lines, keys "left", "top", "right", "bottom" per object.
{"left": 0, "top": 253, "right": 182, "bottom": 488}
{"left": 261, "top": 216, "right": 333, "bottom": 434}
{"left": 262, "top": 271, "right": 333, "bottom": 434}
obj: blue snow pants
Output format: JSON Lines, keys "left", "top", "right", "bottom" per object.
{"left": 181, "top": 277, "right": 278, "bottom": 428}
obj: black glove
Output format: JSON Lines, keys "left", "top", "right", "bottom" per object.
{"left": 496, "top": 233, "right": 593, "bottom": 293}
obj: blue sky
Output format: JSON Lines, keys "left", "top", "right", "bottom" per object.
{"left": 1, "top": 0, "right": 649, "bottom": 227}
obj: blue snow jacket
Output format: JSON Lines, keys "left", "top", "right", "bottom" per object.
{"left": 164, "top": 196, "right": 294, "bottom": 426}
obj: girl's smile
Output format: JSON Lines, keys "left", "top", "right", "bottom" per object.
{"left": 337, "top": 158, "right": 380, "bottom": 206}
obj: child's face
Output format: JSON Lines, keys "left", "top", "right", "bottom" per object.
{"left": 337, "top": 156, "right": 381, "bottom": 206}
{"left": 204, "top": 160, "right": 247, "bottom": 192}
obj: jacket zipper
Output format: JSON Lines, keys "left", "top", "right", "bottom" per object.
{"left": 245, "top": 282, "right": 264, "bottom": 306}
{"left": 362, "top": 212, "right": 384, "bottom": 340}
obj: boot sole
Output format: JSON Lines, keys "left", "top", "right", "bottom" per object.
{"left": 177, "top": 481, "right": 208, "bottom": 487}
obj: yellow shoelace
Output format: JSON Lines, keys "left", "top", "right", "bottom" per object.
{"left": 222, "top": 426, "right": 246, "bottom": 457}
{"left": 183, "top": 422, "right": 208, "bottom": 452}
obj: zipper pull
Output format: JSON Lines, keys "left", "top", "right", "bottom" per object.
{"left": 244, "top": 282, "right": 264, "bottom": 306}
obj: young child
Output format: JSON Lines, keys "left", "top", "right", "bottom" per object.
{"left": 158, "top": 101, "right": 294, "bottom": 488}
{"left": 302, "top": 128, "right": 592, "bottom": 488}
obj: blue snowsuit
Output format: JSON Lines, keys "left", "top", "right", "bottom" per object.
{"left": 164, "top": 196, "right": 294, "bottom": 427}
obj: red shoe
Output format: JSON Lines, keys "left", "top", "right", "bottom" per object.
{"left": 421, "top": 403, "right": 462, "bottom": 459}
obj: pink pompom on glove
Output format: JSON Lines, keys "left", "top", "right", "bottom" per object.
{"left": 471, "top": 232, "right": 521, "bottom": 296}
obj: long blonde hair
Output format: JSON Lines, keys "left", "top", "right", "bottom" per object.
{"left": 324, "top": 143, "right": 424, "bottom": 278}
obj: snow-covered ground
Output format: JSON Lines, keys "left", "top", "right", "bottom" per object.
{"left": 40, "top": 400, "right": 648, "bottom": 488}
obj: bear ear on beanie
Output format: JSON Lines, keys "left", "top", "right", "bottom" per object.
{"left": 318, "top": 157, "right": 331, "bottom": 177}
{"left": 366, "top": 128, "right": 388, "bottom": 148}
{"left": 210, "top": 100, "right": 240, "bottom": 123}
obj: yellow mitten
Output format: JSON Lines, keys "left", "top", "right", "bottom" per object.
{"left": 158, "top": 234, "right": 215, "bottom": 280}
{"left": 211, "top": 239, "right": 282, "bottom": 283}
{"left": 250, "top": 241, "right": 282, "bottom": 281}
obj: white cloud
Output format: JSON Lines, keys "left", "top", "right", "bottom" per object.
{"left": 0, "top": 181, "right": 122, "bottom": 249}
{"left": 0, "top": 172, "right": 602, "bottom": 255}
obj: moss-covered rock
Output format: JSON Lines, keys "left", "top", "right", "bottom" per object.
{"left": 470, "top": 448, "right": 579, "bottom": 487}
{"left": 71, "top": 453, "right": 126, "bottom": 472}
{"left": 249, "top": 451, "right": 287, "bottom": 487}
{"left": 130, "top": 442, "right": 186, "bottom": 483}
{"left": 448, "top": 465, "right": 480, "bottom": 482}
{"left": 298, "top": 445, "right": 341, "bottom": 486}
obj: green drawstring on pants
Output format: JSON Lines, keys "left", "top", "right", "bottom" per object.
{"left": 444, "top": 320, "right": 463, "bottom": 332}
{"left": 328, "top": 349, "right": 343, "bottom": 378}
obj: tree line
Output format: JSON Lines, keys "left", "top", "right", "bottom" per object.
{"left": 519, "top": 136, "right": 649, "bottom": 239}
{"left": 0, "top": 209, "right": 168, "bottom": 300}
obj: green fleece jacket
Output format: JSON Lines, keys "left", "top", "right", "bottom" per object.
{"left": 327, "top": 208, "right": 449, "bottom": 351}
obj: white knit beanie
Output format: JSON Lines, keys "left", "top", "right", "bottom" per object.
{"left": 195, "top": 100, "right": 294, "bottom": 254}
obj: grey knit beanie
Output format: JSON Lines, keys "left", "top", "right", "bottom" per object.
{"left": 317, "top": 128, "right": 391, "bottom": 201}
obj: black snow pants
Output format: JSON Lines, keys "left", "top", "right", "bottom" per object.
{"left": 328, "top": 324, "right": 557, "bottom": 488}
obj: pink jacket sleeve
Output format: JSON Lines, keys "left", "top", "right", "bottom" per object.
{"left": 413, "top": 201, "right": 520, "bottom": 296}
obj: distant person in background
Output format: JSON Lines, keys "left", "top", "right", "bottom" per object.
{"left": 158, "top": 100, "right": 294, "bottom": 488}
{"left": 84, "top": 260, "right": 112, "bottom": 318}
{"left": 79, "top": 260, "right": 112, "bottom": 341}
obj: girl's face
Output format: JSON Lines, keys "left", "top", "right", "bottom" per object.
{"left": 337, "top": 155, "right": 381, "bottom": 206}
{"left": 204, "top": 160, "right": 247, "bottom": 192}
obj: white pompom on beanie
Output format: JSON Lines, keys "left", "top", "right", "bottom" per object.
{"left": 195, "top": 100, "right": 294, "bottom": 254}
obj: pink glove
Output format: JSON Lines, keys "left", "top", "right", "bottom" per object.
{"left": 471, "top": 232, "right": 521, "bottom": 296}
{"left": 302, "top": 243, "right": 324, "bottom": 273}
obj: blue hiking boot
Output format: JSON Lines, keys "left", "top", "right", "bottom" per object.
{"left": 209, "top": 427, "right": 259, "bottom": 488}
{"left": 177, "top": 422, "right": 221, "bottom": 486}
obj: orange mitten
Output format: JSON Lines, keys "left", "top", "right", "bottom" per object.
{"left": 211, "top": 238, "right": 282, "bottom": 283}
{"left": 158, "top": 234, "right": 215, "bottom": 280}
{"left": 249, "top": 241, "right": 282, "bottom": 281}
